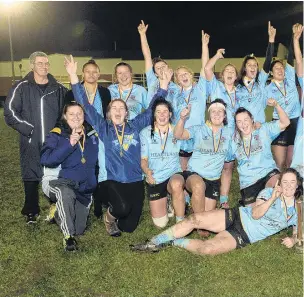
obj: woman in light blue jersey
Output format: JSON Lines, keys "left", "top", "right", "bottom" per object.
{"left": 108, "top": 62, "right": 148, "bottom": 120}
{"left": 174, "top": 31, "right": 210, "bottom": 171}
{"left": 205, "top": 48, "right": 239, "bottom": 209}
{"left": 140, "top": 99, "right": 185, "bottom": 228}
{"left": 131, "top": 168, "right": 302, "bottom": 255}
{"left": 173, "top": 99, "right": 233, "bottom": 235}
{"left": 236, "top": 22, "right": 276, "bottom": 125}
{"left": 265, "top": 24, "right": 302, "bottom": 171}
{"left": 138, "top": 20, "right": 180, "bottom": 105}
{"left": 228, "top": 100, "right": 290, "bottom": 206}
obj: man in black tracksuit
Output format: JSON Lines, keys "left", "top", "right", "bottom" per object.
{"left": 4, "top": 51, "right": 67, "bottom": 223}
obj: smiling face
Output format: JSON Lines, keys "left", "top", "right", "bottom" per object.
{"left": 154, "top": 61, "right": 169, "bottom": 78}
{"left": 154, "top": 104, "right": 171, "bottom": 127}
{"left": 209, "top": 106, "right": 225, "bottom": 126}
{"left": 235, "top": 111, "right": 254, "bottom": 136}
{"left": 245, "top": 58, "right": 258, "bottom": 79}
{"left": 280, "top": 172, "right": 298, "bottom": 198}
{"left": 109, "top": 100, "right": 128, "bottom": 125}
{"left": 31, "top": 56, "right": 49, "bottom": 79}
{"left": 176, "top": 68, "right": 193, "bottom": 88}
{"left": 272, "top": 62, "right": 285, "bottom": 82}
{"left": 222, "top": 65, "right": 237, "bottom": 86}
{"left": 64, "top": 105, "right": 84, "bottom": 130}
{"left": 83, "top": 64, "right": 100, "bottom": 84}
{"left": 116, "top": 65, "right": 132, "bottom": 87}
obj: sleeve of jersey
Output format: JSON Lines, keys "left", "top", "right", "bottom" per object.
{"left": 140, "top": 130, "right": 149, "bottom": 159}
{"left": 41, "top": 133, "right": 76, "bottom": 168}
{"left": 4, "top": 83, "right": 34, "bottom": 137}
{"left": 146, "top": 68, "right": 158, "bottom": 89}
{"left": 285, "top": 64, "right": 296, "bottom": 83}
{"left": 71, "top": 83, "right": 106, "bottom": 137}
{"left": 208, "top": 75, "right": 219, "bottom": 100}
{"left": 264, "top": 121, "right": 281, "bottom": 140}
{"left": 258, "top": 69, "right": 269, "bottom": 86}
{"left": 187, "top": 125, "right": 199, "bottom": 140}
{"left": 141, "top": 87, "right": 149, "bottom": 109}
{"left": 132, "top": 88, "right": 168, "bottom": 132}
{"left": 256, "top": 187, "right": 272, "bottom": 201}
{"left": 224, "top": 140, "right": 236, "bottom": 162}
{"left": 196, "top": 76, "right": 209, "bottom": 98}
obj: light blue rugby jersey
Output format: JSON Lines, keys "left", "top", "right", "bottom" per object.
{"left": 265, "top": 64, "right": 301, "bottom": 119}
{"left": 227, "top": 121, "right": 281, "bottom": 189}
{"left": 208, "top": 75, "right": 239, "bottom": 128}
{"left": 175, "top": 77, "right": 209, "bottom": 153}
{"left": 187, "top": 124, "right": 233, "bottom": 180}
{"left": 291, "top": 116, "right": 303, "bottom": 177}
{"left": 146, "top": 68, "right": 180, "bottom": 106}
{"left": 239, "top": 187, "right": 297, "bottom": 243}
{"left": 108, "top": 83, "right": 148, "bottom": 120}
{"left": 236, "top": 70, "right": 269, "bottom": 123}
{"left": 140, "top": 125, "right": 182, "bottom": 184}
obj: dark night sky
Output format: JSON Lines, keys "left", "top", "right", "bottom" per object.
{"left": 0, "top": 1, "right": 303, "bottom": 60}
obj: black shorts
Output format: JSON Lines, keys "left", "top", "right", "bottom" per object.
{"left": 179, "top": 150, "right": 193, "bottom": 158}
{"left": 271, "top": 117, "right": 299, "bottom": 146}
{"left": 146, "top": 172, "right": 184, "bottom": 201}
{"left": 183, "top": 171, "right": 220, "bottom": 200}
{"left": 240, "top": 169, "right": 280, "bottom": 206}
{"left": 225, "top": 208, "right": 250, "bottom": 249}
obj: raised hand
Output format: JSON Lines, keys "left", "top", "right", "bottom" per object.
{"left": 267, "top": 98, "right": 278, "bottom": 107}
{"left": 268, "top": 21, "right": 276, "bottom": 43}
{"left": 216, "top": 48, "right": 225, "bottom": 59}
{"left": 70, "top": 128, "right": 81, "bottom": 146}
{"left": 159, "top": 68, "right": 173, "bottom": 89}
{"left": 138, "top": 20, "right": 149, "bottom": 35}
{"left": 202, "top": 30, "right": 210, "bottom": 45}
{"left": 64, "top": 55, "right": 78, "bottom": 76}
{"left": 180, "top": 104, "right": 191, "bottom": 120}
{"left": 273, "top": 180, "right": 282, "bottom": 199}
{"left": 293, "top": 23, "right": 303, "bottom": 40}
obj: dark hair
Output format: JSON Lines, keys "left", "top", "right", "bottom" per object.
{"left": 113, "top": 62, "right": 133, "bottom": 83}
{"left": 82, "top": 59, "right": 100, "bottom": 72}
{"left": 279, "top": 168, "right": 303, "bottom": 200}
{"left": 59, "top": 102, "right": 85, "bottom": 134}
{"left": 208, "top": 99, "right": 228, "bottom": 126}
{"left": 234, "top": 107, "right": 254, "bottom": 137}
{"left": 270, "top": 59, "right": 284, "bottom": 72}
{"left": 150, "top": 98, "right": 173, "bottom": 139}
{"left": 238, "top": 55, "right": 260, "bottom": 86}
{"left": 106, "top": 98, "right": 128, "bottom": 121}
{"left": 152, "top": 57, "right": 168, "bottom": 74}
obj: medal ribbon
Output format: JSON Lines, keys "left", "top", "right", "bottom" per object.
{"left": 273, "top": 80, "right": 287, "bottom": 97}
{"left": 242, "top": 134, "right": 252, "bottom": 158}
{"left": 280, "top": 195, "right": 296, "bottom": 223}
{"left": 226, "top": 87, "right": 236, "bottom": 107}
{"left": 181, "top": 85, "right": 194, "bottom": 105}
{"left": 212, "top": 128, "right": 223, "bottom": 153}
{"left": 158, "top": 126, "right": 170, "bottom": 156}
{"left": 78, "top": 129, "right": 86, "bottom": 163}
{"left": 114, "top": 123, "right": 125, "bottom": 157}
{"left": 119, "top": 84, "right": 133, "bottom": 103}
{"left": 84, "top": 83, "right": 97, "bottom": 105}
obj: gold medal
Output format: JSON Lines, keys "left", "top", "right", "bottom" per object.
{"left": 114, "top": 123, "right": 125, "bottom": 158}
{"left": 120, "top": 149, "right": 123, "bottom": 157}
{"left": 78, "top": 128, "right": 86, "bottom": 164}
{"left": 81, "top": 157, "right": 86, "bottom": 164}
{"left": 119, "top": 84, "right": 133, "bottom": 103}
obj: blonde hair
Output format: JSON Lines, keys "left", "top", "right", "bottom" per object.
{"left": 219, "top": 63, "right": 238, "bottom": 85}
{"left": 174, "top": 66, "right": 195, "bottom": 85}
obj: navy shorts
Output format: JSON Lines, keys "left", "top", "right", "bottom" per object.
{"left": 271, "top": 117, "right": 299, "bottom": 146}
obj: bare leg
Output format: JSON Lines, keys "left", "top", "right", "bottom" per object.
{"left": 149, "top": 197, "right": 167, "bottom": 219}
{"left": 286, "top": 145, "right": 294, "bottom": 168}
{"left": 178, "top": 231, "right": 237, "bottom": 255}
{"left": 205, "top": 197, "right": 217, "bottom": 211}
{"left": 168, "top": 174, "right": 185, "bottom": 218}
{"left": 180, "top": 156, "right": 190, "bottom": 172}
{"left": 220, "top": 161, "right": 234, "bottom": 204}
{"left": 272, "top": 145, "right": 287, "bottom": 171}
{"left": 266, "top": 174, "right": 279, "bottom": 188}
{"left": 186, "top": 175, "right": 205, "bottom": 213}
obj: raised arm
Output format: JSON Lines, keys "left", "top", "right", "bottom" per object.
{"left": 173, "top": 105, "right": 191, "bottom": 140}
{"left": 200, "top": 30, "right": 210, "bottom": 78}
{"left": 267, "top": 98, "right": 290, "bottom": 131}
{"left": 204, "top": 49, "right": 225, "bottom": 81}
{"left": 263, "top": 21, "right": 276, "bottom": 73}
{"left": 64, "top": 55, "right": 105, "bottom": 136}
{"left": 252, "top": 183, "right": 281, "bottom": 219}
{"left": 138, "top": 20, "right": 153, "bottom": 72}
{"left": 293, "top": 23, "right": 303, "bottom": 77}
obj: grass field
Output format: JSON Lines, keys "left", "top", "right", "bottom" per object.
{"left": 0, "top": 107, "right": 302, "bottom": 297}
